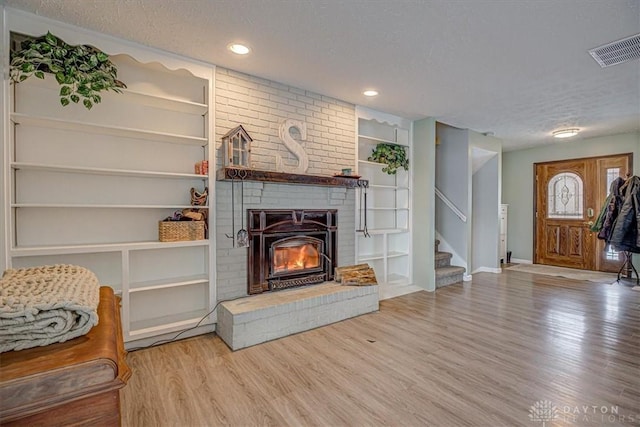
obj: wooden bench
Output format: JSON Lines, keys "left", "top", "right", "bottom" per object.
{"left": 0, "top": 287, "right": 131, "bottom": 426}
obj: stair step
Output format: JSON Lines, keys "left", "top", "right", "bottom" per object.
{"left": 435, "top": 266, "right": 465, "bottom": 288}
{"left": 435, "top": 251, "right": 452, "bottom": 268}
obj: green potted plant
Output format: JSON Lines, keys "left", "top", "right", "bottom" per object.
{"left": 10, "top": 31, "right": 126, "bottom": 109}
{"left": 368, "top": 143, "right": 409, "bottom": 175}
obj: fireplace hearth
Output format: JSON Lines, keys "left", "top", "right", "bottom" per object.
{"left": 247, "top": 209, "right": 337, "bottom": 294}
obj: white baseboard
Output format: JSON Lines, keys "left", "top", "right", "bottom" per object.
{"left": 511, "top": 258, "right": 532, "bottom": 264}
{"left": 125, "top": 323, "right": 215, "bottom": 351}
{"left": 463, "top": 273, "right": 472, "bottom": 281}
{"left": 472, "top": 267, "right": 502, "bottom": 274}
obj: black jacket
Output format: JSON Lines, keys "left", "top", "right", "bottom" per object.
{"left": 595, "top": 177, "right": 625, "bottom": 240}
{"left": 608, "top": 176, "right": 640, "bottom": 253}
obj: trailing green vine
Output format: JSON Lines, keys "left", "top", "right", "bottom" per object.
{"left": 368, "top": 143, "right": 409, "bottom": 175}
{"left": 10, "top": 31, "right": 126, "bottom": 110}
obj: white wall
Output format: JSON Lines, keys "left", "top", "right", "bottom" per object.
{"left": 472, "top": 155, "right": 500, "bottom": 272}
{"left": 413, "top": 118, "right": 436, "bottom": 291}
{"left": 469, "top": 131, "right": 502, "bottom": 272}
{"left": 502, "top": 132, "right": 640, "bottom": 262}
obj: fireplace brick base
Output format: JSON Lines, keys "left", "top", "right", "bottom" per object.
{"left": 217, "top": 283, "right": 378, "bottom": 350}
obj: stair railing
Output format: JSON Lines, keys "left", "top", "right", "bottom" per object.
{"left": 435, "top": 187, "right": 467, "bottom": 223}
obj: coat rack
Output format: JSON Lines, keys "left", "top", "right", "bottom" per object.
{"left": 593, "top": 173, "right": 640, "bottom": 285}
{"left": 618, "top": 251, "right": 639, "bottom": 284}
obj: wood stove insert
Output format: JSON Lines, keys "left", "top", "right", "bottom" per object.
{"left": 247, "top": 209, "right": 337, "bottom": 294}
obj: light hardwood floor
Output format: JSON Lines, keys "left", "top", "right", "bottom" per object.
{"left": 121, "top": 271, "right": 640, "bottom": 426}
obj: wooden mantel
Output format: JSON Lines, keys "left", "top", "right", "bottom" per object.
{"left": 216, "top": 167, "right": 367, "bottom": 188}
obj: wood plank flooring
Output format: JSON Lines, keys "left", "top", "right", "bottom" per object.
{"left": 121, "top": 271, "right": 640, "bottom": 426}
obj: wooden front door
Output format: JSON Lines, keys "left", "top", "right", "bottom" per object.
{"left": 534, "top": 153, "right": 632, "bottom": 271}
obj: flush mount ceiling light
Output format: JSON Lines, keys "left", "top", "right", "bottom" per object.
{"left": 228, "top": 43, "right": 250, "bottom": 55}
{"left": 363, "top": 90, "right": 378, "bottom": 97}
{"left": 552, "top": 129, "right": 579, "bottom": 139}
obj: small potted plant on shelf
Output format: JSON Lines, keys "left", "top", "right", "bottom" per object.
{"left": 368, "top": 143, "right": 409, "bottom": 175}
{"left": 10, "top": 31, "right": 126, "bottom": 109}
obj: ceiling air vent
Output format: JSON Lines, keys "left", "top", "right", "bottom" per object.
{"left": 588, "top": 33, "right": 640, "bottom": 67}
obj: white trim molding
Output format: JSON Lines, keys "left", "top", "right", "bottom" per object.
{"left": 511, "top": 258, "right": 533, "bottom": 264}
{"left": 472, "top": 267, "right": 502, "bottom": 274}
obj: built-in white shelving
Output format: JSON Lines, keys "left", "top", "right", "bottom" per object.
{"left": 12, "top": 203, "right": 208, "bottom": 209}
{"left": 129, "top": 309, "right": 209, "bottom": 339}
{"left": 363, "top": 228, "right": 409, "bottom": 235}
{"left": 129, "top": 274, "right": 209, "bottom": 293}
{"left": 119, "top": 88, "right": 208, "bottom": 115}
{"left": 11, "top": 113, "right": 208, "bottom": 146}
{"left": 5, "top": 23, "right": 215, "bottom": 348}
{"left": 355, "top": 107, "right": 413, "bottom": 296}
{"left": 11, "top": 162, "right": 208, "bottom": 180}
{"left": 10, "top": 239, "right": 209, "bottom": 256}
{"left": 10, "top": 73, "right": 209, "bottom": 115}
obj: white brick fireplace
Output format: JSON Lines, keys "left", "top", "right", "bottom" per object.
{"left": 213, "top": 68, "right": 378, "bottom": 350}
{"left": 215, "top": 68, "right": 358, "bottom": 301}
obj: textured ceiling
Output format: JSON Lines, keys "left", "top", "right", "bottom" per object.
{"left": 4, "top": 0, "right": 640, "bottom": 151}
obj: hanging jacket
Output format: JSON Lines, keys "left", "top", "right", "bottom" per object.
{"left": 608, "top": 176, "right": 640, "bottom": 253}
{"left": 594, "top": 177, "right": 624, "bottom": 239}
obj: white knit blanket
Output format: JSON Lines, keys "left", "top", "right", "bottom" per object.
{"left": 0, "top": 265, "right": 100, "bottom": 352}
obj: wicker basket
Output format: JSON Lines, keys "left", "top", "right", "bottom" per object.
{"left": 158, "top": 220, "right": 205, "bottom": 242}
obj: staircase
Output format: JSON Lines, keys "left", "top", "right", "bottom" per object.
{"left": 435, "top": 240, "right": 466, "bottom": 288}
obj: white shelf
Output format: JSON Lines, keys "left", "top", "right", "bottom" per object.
{"left": 14, "top": 74, "right": 208, "bottom": 115}
{"left": 11, "top": 240, "right": 209, "bottom": 256}
{"left": 11, "top": 162, "right": 208, "bottom": 180}
{"left": 370, "top": 184, "right": 409, "bottom": 190}
{"left": 11, "top": 113, "right": 208, "bottom": 146}
{"left": 369, "top": 207, "right": 409, "bottom": 211}
{"left": 358, "top": 251, "right": 408, "bottom": 262}
{"left": 388, "top": 251, "right": 409, "bottom": 259}
{"left": 358, "top": 134, "right": 408, "bottom": 147}
{"left": 360, "top": 228, "right": 409, "bottom": 235}
{"left": 130, "top": 275, "right": 209, "bottom": 293}
{"left": 120, "top": 88, "right": 208, "bottom": 115}
{"left": 358, "top": 159, "right": 386, "bottom": 167}
{"left": 12, "top": 203, "right": 207, "bottom": 209}
{"left": 387, "top": 274, "right": 411, "bottom": 286}
{"left": 358, "top": 252, "right": 385, "bottom": 261}
{"left": 129, "top": 309, "right": 211, "bottom": 338}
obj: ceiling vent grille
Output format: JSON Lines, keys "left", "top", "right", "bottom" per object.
{"left": 588, "top": 33, "right": 640, "bottom": 67}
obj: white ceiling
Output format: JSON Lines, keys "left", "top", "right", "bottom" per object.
{"left": 5, "top": 0, "right": 640, "bottom": 151}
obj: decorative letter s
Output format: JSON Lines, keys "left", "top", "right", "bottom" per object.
{"left": 276, "top": 119, "right": 309, "bottom": 173}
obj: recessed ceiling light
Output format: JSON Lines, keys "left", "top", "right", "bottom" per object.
{"left": 552, "top": 129, "right": 579, "bottom": 138}
{"left": 363, "top": 90, "right": 378, "bottom": 97}
{"left": 228, "top": 43, "right": 250, "bottom": 55}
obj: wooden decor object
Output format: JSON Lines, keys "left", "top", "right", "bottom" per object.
{"left": 222, "top": 125, "right": 252, "bottom": 168}
{"left": 217, "top": 167, "right": 365, "bottom": 188}
{"left": 335, "top": 264, "right": 377, "bottom": 285}
{"left": 0, "top": 287, "right": 131, "bottom": 426}
{"left": 341, "top": 269, "right": 377, "bottom": 286}
{"left": 335, "top": 264, "right": 370, "bottom": 282}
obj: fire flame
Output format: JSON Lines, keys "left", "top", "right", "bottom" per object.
{"left": 273, "top": 243, "right": 320, "bottom": 274}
